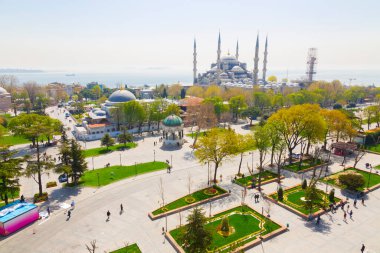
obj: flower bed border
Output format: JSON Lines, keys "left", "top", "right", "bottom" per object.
{"left": 265, "top": 184, "right": 345, "bottom": 220}
{"left": 165, "top": 204, "right": 287, "bottom": 253}
{"left": 148, "top": 186, "right": 230, "bottom": 220}
{"left": 321, "top": 167, "right": 380, "bottom": 195}
{"left": 234, "top": 175, "right": 285, "bottom": 188}
{"left": 283, "top": 161, "right": 331, "bottom": 174}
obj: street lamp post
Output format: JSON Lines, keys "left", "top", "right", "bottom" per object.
{"left": 154, "top": 150, "right": 156, "bottom": 162}
{"left": 171, "top": 155, "right": 173, "bottom": 168}
{"left": 249, "top": 152, "right": 254, "bottom": 170}
{"left": 119, "top": 153, "right": 122, "bottom": 166}
{"left": 367, "top": 164, "right": 373, "bottom": 189}
{"left": 207, "top": 162, "right": 210, "bottom": 186}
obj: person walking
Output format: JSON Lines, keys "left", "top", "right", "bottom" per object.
{"left": 71, "top": 200, "right": 75, "bottom": 209}
{"left": 354, "top": 199, "right": 357, "bottom": 208}
{"left": 67, "top": 210, "right": 71, "bottom": 219}
{"left": 347, "top": 204, "right": 350, "bottom": 211}
{"left": 107, "top": 210, "right": 111, "bottom": 221}
{"left": 361, "top": 244, "right": 365, "bottom": 253}
{"left": 362, "top": 197, "right": 365, "bottom": 205}
{"left": 343, "top": 211, "right": 347, "bottom": 221}
{"left": 349, "top": 210, "right": 353, "bottom": 219}
{"left": 47, "top": 207, "right": 51, "bottom": 216}
{"left": 316, "top": 215, "right": 321, "bottom": 225}
{"left": 120, "top": 204, "right": 124, "bottom": 213}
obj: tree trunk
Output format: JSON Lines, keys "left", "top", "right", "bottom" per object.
{"left": 270, "top": 145, "right": 275, "bottom": 165}
{"left": 1, "top": 177, "right": 8, "bottom": 205}
{"left": 306, "top": 139, "right": 311, "bottom": 155}
{"left": 192, "top": 129, "right": 201, "bottom": 148}
{"left": 258, "top": 152, "right": 263, "bottom": 191}
{"left": 213, "top": 162, "right": 219, "bottom": 184}
{"left": 237, "top": 153, "right": 243, "bottom": 175}
{"left": 36, "top": 141, "right": 43, "bottom": 196}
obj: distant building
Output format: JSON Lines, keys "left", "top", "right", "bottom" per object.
{"left": 194, "top": 32, "right": 268, "bottom": 88}
{"left": 0, "top": 87, "right": 12, "bottom": 112}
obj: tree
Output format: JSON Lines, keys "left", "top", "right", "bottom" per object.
{"left": 265, "top": 122, "right": 282, "bottom": 166}
{"left": 277, "top": 187, "right": 284, "bottom": 201}
{"left": 23, "top": 81, "right": 40, "bottom": 108}
{"left": 25, "top": 152, "right": 55, "bottom": 197}
{"left": 241, "top": 106, "right": 260, "bottom": 125}
{"left": 252, "top": 126, "right": 270, "bottom": 190}
{"left": 118, "top": 132, "right": 133, "bottom": 147}
{"left": 164, "top": 103, "right": 180, "bottom": 116}
{"left": 195, "top": 128, "right": 238, "bottom": 183}
{"left": 186, "top": 86, "right": 204, "bottom": 98}
{"left": 338, "top": 172, "right": 365, "bottom": 191}
{"left": 8, "top": 114, "right": 61, "bottom": 196}
{"left": 91, "top": 85, "right": 102, "bottom": 99}
{"left": 168, "top": 84, "right": 182, "bottom": 99}
{"left": 268, "top": 104, "right": 322, "bottom": 163}
{"left": 267, "top": 75, "right": 277, "bottom": 82}
{"left": 0, "top": 147, "right": 24, "bottom": 205}
{"left": 180, "top": 88, "right": 186, "bottom": 99}
{"left": 203, "top": 96, "right": 228, "bottom": 121}
{"left": 85, "top": 240, "right": 97, "bottom": 253}
{"left": 204, "top": 85, "right": 222, "bottom": 98}
{"left": 180, "top": 207, "right": 212, "bottom": 253}
{"left": 101, "top": 134, "right": 115, "bottom": 150}
{"left": 187, "top": 103, "right": 217, "bottom": 148}
{"left": 70, "top": 140, "right": 87, "bottom": 184}
{"left": 235, "top": 134, "right": 255, "bottom": 176}
{"left": 303, "top": 185, "right": 325, "bottom": 214}
{"left": 229, "top": 95, "right": 246, "bottom": 122}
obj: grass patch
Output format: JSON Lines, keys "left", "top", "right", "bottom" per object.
{"left": 234, "top": 170, "right": 279, "bottom": 187}
{"left": 322, "top": 167, "right": 380, "bottom": 191}
{"left": 83, "top": 143, "right": 137, "bottom": 157}
{"left": 170, "top": 205, "right": 281, "bottom": 253}
{"left": 283, "top": 158, "right": 323, "bottom": 172}
{"left": 365, "top": 144, "right": 380, "bottom": 153}
{"left": 269, "top": 185, "right": 340, "bottom": 215}
{"left": 0, "top": 135, "right": 31, "bottom": 145}
{"left": 81, "top": 161, "right": 168, "bottom": 187}
{"left": 186, "top": 131, "right": 207, "bottom": 138}
{"left": 152, "top": 185, "right": 227, "bottom": 215}
{"left": 110, "top": 243, "right": 141, "bottom": 253}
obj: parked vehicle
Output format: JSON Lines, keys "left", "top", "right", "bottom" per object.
{"left": 58, "top": 174, "right": 68, "bottom": 183}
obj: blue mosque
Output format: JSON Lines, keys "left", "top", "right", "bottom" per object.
{"left": 194, "top": 32, "right": 268, "bottom": 87}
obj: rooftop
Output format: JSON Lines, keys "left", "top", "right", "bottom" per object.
{"left": 0, "top": 201, "right": 38, "bottom": 223}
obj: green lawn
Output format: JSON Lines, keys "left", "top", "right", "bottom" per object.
{"left": 234, "top": 170, "right": 279, "bottom": 187}
{"left": 0, "top": 135, "right": 31, "bottom": 145}
{"left": 110, "top": 243, "right": 141, "bottom": 253}
{"left": 366, "top": 144, "right": 380, "bottom": 153}
{"left": 170, "top": 205, "right": 281, "bottom": 253}
{"left": 152, "top": 185, "right": 227, "bottom": 216}
{"left": 83, "top": 143, "right": 137, "bottom": 157}
{"left": 186, "top": 131, "right": 207, "bottom": 138}
{"left": 80, "top": 161, "right": 168, "bottom": 187}
{"left": 283, "top": 158, "right": 323, "bottom": 172}
{"left": 270, "top": 185, "right": 340, "bottom": 215}
{"left": 322, "top": 167, "right": 380, "bottom": 191}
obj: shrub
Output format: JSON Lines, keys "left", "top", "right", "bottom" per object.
{"left": 347, "top": 103, "right": 356, "bottom": 108}
{"left": 302, "top": 179, "right": 307, "bottom": 189}
{"left": 328, "top": 189, "right": 335, "bottom": 202}
{"left": 33, "top": 192, "right": 48, "bottom": 203}
{"left": 338, "top": 172, "right": 365, "bottom": 190}
{"left": 278, "top": 187, "right": 284, "bottom": 201}
{"left": 46, "top": 181, "right": 57, "bottom": 188}
{"left": 333, "top": 103, "right": 342, "bottom": 110}
{"left": 221, "top": 217, "right": 230, "bottom": 232}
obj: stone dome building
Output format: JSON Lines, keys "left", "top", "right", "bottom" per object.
{"left": 105, "top": 89, "right": 136, "bottom": 106}
{"left": 0, "top": 87, "right": 11, "bottom": 112}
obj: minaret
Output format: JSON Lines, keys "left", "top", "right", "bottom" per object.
{"left": 253, "top": 33, "right": 260, "bottom": 84}
{"left": 262, "top": 36, "right": 268, "bottom": 84}
{"left": 217, "top": 31, "right": 221, "bottom": 69}
{"left": 235, "top": 40, "right": 239, "bottom": 60}
{"left": 193, "top": 38, "right": 197, "bottom": 85}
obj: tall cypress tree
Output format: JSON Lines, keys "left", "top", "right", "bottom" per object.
{"left": 70, "top": 140, "right": 87, "bottom": 185}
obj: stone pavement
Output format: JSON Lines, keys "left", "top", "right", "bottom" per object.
{"left": 1, "top": 107, "right": 379, "bottom": 253}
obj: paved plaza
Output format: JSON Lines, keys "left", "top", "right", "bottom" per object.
{"left": 0, "top": 106, "right": 379, "bottom": 253}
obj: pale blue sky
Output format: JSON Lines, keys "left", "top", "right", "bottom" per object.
{"left": 0, "top": 0, "right": 379, "bottom": 75}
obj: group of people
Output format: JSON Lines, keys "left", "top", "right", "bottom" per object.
{"left": 106, "top": 204, "right": 124, "bottom": 222}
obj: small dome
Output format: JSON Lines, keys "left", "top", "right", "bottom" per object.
{"left": 94, "top": 109, "right": 106, "bottom": 116}
{"left": 221, "top": 55, "right": 238, "bottom": 63}
{"left": 107, "top": 90, "right": 136, "bottom": 103}
{"left": 163, "top": 114, "right": 182, "bottom": 127}
{"left": 0, "top": 87, "right": 9, "bottom": 95}
{"left": 231, "top": 66, "right": 244, "bottom": 73}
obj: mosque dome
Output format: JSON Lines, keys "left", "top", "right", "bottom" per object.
{"left": 163, "top": 114, "right": 183, "bottom": 127}
{"left": 220, "top": 55, "right": 238, "bottom": 63}
{"left": 93, "top": 109, "right": 106, "bottom": 116}
{"left": 231, "top": 66, "right": 244, "bottom": 73}
{"left": 107, "top": 90, "right": 136, "bottom": 103}
{"left": 0, "top": 87, "right": 9, "bottom": 95}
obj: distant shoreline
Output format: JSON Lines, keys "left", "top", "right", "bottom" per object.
{"left": 0, "top": 69, "right": 44, "bottom": 73}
